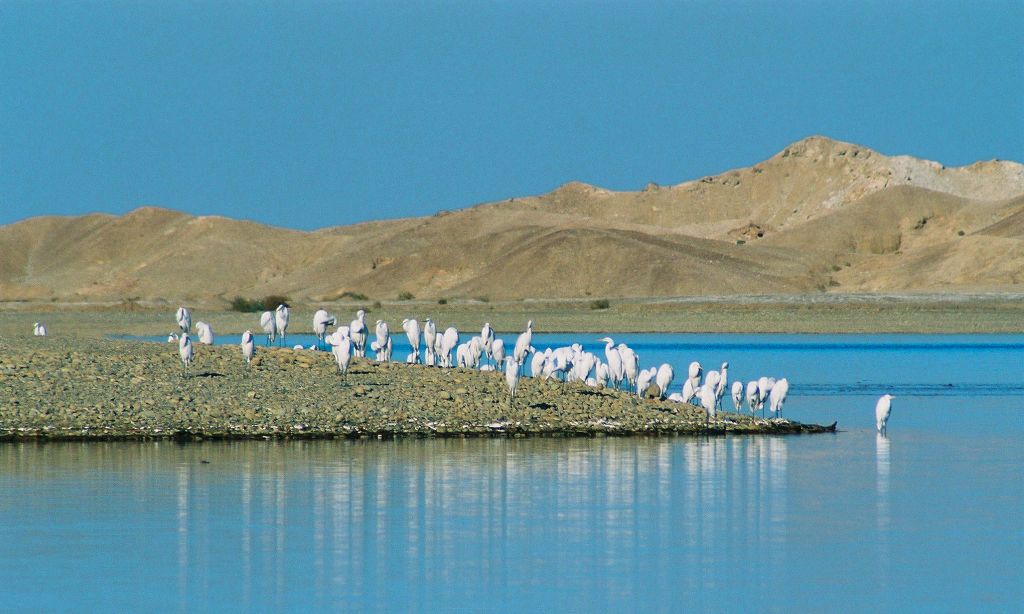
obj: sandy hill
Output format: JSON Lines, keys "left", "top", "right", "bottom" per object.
{"left": 2, "top": 136, "right": 1023, "bottom": 303}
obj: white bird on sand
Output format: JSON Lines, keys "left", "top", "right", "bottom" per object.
{"left": 33, "top": 322, "right": 47, "bottom": 337}
{"left": 504, "top": 357, "right": 520, "bottom": 406}
{"left": 530, "top": 348, "right": 547, "bottom": 379}
{"left": 875, "top": 394, "right": 894, "bottom": 434}
{"left": 687, "top": 361, "right": 702, "bottom": 393}
{"left": 769, "top": 378, "right": 790, "bottom": 417}
{"left": 655, "top": 363, "right": 674, "bottom": 399}
{"left": 350, "top": 310, "right": 367, "bottom": 358}
{"left": 329, "top": 331, "right": 353, "bottom": 376}
{"left": 715, "top": 362, "right": 729, "bottom": 408}
{"left": 194, "top": 321, "right": 215, "bottom": 345}
{"left": 514, "top": 320, "right": 534, "bottom": 366}
{"left": 731, "top": 381, "right": 744, "bottom": 411}
{"left": 599, "top": 338, "right": 623, "bottom": 389}
{"left": 240, "top": 330, "right": 255, "bottom": 367}
{"left": 682, "top": 378, "right": 697, "bottom": 404}
{"left": 176, "top": 307, "right": 191, "bottom": 334}
{"left": 178, "top": 333, "right": 194, "bottom": 376}
{"left": 481, "top": 322, "right": 495, "bottom": 365}
{"left": 636, "top": 367, "right": 656, "bottom": 397}
{"left": 423, "top": 318, "right": 437, "bottom": 366}
{"left": 372, "top": 320, "right": 391, "bottom": 362}
{"left": 618, "top": 344, "right": 639, "bottom": 392}
{"left": 746, "top": 381, "right": 760, "bottom": 415}
{"left": 274, "top": 304, "right": 290, "bottom": 347}
{"left": 313, "top": 309, "right": 336, "bottom": 349}
{"left": 259, "top": 310, "right": 277, "bottom": 345}
{"left": 402, "top": 318, "right": 421, "bottom": 364}
{"left": 699, "top": 383, "right": 717, "bottom": 419}
{"left": 491, "top": 338, "right": 505, "bottom": 367}
{"left": 440, "top": 327, "right": 459, "bottom": 368}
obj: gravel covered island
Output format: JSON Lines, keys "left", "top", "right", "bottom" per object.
{"left": 0, "top": 337, "right": 836, "bottom": 440}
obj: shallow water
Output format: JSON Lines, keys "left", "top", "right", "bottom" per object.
{"left": 7, "top": 334, "right": 1023, "bottom": 610}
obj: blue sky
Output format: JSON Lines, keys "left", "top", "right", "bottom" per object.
{"left": 1, "top": 0, "right": 1021, "bottom": 230}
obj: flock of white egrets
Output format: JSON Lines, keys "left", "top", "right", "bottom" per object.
{"left": 166, "top": 305, "right": 807, "bottom": 422}
{"left": 29, "top": 307, "right": 896, "bottom": 431}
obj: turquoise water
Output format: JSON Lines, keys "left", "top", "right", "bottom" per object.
{"left": 5, "top": 334, "right": 1023, "bottom": 610}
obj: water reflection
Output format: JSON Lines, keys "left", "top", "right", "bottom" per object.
{"left": 0, "top": 438, "right": 795, "bottom": 609}
{"left": 875, "top": 433, "right": 891, "bottom": 594}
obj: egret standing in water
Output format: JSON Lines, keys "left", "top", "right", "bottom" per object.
{"left": 875, "top": 394, "right": 894, "bottom": 434}
{"left": 240, "top": 331, "right": 255, "bottom": 367}
{"left": 178, "top": 333, "right": 194, "bottom": 377}
{"left": 274, "top": 303, "right": 290, "bottom": 347}
{"left": 313, "top": 309, "right": 336, "bottom": 350}
{"left": 176, "top": 307, "right": 191, "bottom": 334}
{"left": 259, "top": 310, "right": 277, "bottom": 345}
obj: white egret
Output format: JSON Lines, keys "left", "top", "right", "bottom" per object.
{"left": 402, "top": 318, "right": 421, "bottom": 364}
{"left": 330, "top": 332, "right": 353, "bottom": 376}
{"left": 731, "top": 381, "right": 744, "bottom": 411}
{"left": 259, "top": 310, "right": 277, "bottom": 345}
{"left": 274, "top": 304, "right": 290, "bottom": 347}
{"left": 176, "top": 307, "right": 191, "bottom": 334}
{"left": 875, "top": 394, "right": 894, "bottom": 434}
{"left": 596, "top": 362, "right": 610, "bottom": 388}
{"left": 599, "top": 338, "right": 623, "bottom": 389}
{"left": 33, "top": 322, "right": 47, "bottom": 337}
{"left": 746, "top": 381, "right": 760, "bottom": 415}
{"left": 456, "top": 343, "right": 471, "bottom": 368}
{"left": 687, "top": 361, "right": 702, "bottom": 392}
{"left": 682, "top": 379, "right": 697, "bottom": 404}
{"left": 167, "top": 333, "right": 178, "bottom": 343}
{"left": 757, "top": 377, "right": 772, "bottom": 414}
{"left": 241, "top": 331, "right": 255, "bottom": 367}
{"left": 423, "top": 318, "right": 437, "bottom": 366}
{"left": 372, "top": 320, "right": 391, "bottom": 362}
{"left": 655, "top": 363, "right": 674, "bottom": 399}
{"left": 194, "top": 321, "right": 215, "bottom": 345}
{"left": 350, "top": 310, "right": 367, "bottom": 358}
{"left": 699, "top": 383, "right": 717, "bottom": 419}
{"left": 491, "top": 338, "right": 505, "bottom": 367}
{"left": 769, "top": 378, "right": 790, "bottom": 417}
{"left": 313, "top": 309, "right": 336, "bottom": 350}
{"left": 481, "top": 322, "right": 494, "bottom": 365}
{"left": 530, "top": 349, "right": 547, "bottom": 379}
{"left": 504, "top": 357, "right": 520, "bottom": 406}
{"left": 715, "top": 362, "right": 729, "bottom": 408}
{"left": 618, "top": 344, "right": 639, "bottom": 392}
{"left": 636, "top": 367, "right": 656, "bottom": 398}
{"left": 440, "top": 327, "right": 459, "bottom": 367}
{"left": 513, "top": 320, "right": 534, "bottom": 366}
{"left": 178, "top": 333, "right": 194, "bottom": 376}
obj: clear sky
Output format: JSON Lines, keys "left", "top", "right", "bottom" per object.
{"left": 1, "top": 1, "right": 1021, "bottom": 230}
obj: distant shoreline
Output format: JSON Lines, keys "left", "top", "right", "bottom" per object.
{"left": 2, "top": 294, "right": 1023, "bottom": 336}
{"left": 0, "top": 336, "right": 835, "bottom": 441}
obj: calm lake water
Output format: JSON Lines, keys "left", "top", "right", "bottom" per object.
{"left": 4, "top": 334, "right": 1023, "bottom": 610}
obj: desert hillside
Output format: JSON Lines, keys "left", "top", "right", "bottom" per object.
{"left": 2, "top": 136, "right": 1023, "bottom": 303}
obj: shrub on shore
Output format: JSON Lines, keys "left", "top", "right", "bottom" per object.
{"left": 398, "top": 291, "right": 415, "bottom": 301}
{"left": 590, "top": 299, "right": 611, "bottom": 310}
{"left": 229, "top": 295, "right": 290, "bottom": 312}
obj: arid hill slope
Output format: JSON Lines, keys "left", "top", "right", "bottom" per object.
{"left": 2, "top": 136, "right": 1022, "bottom": 302}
